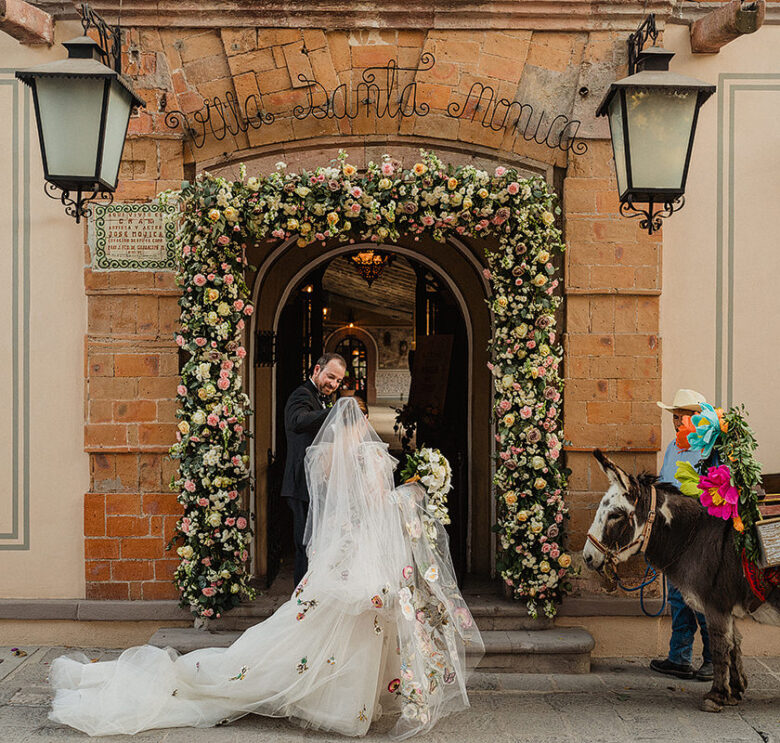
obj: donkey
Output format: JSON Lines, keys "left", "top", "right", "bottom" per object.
{"left": 582, "top": 449, "right": 780, "bottom": 712}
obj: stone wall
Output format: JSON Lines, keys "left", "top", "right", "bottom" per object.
{"left": 80, "top": 18, "right": 666, "bottom": 595}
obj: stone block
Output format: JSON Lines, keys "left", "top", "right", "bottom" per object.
{"left": 0, "top": 0, "right": 54, "bottom": 45}
{"left": 282, "top": 41, "right": 314, "bottom": 88}
{"left": 221, "top": 28, "right": 256, "bottom": 56}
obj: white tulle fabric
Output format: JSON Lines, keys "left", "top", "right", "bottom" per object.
{"left": 49, "top": 397, "right": 483, "bottom": 739}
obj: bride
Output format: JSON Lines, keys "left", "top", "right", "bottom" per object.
{"left": 49, "top": 397, "right": 484, "bottom": 739}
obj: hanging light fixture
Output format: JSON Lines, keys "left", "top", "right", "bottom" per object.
{"left": 15, "top": 3, "right": 144, "bottom": 223}
{"left": 596, "top": 14, "right": 715, "bottom": 234}
{"left": 350, "top": 249, "right": 393, "bottom": 287}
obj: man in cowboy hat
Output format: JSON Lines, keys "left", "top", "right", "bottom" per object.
{"left": 649, "top": 388, "right": 713, "bottom": 682}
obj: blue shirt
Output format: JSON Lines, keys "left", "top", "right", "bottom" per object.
{"left": 659, "top": 441, "right": 702, "bottom": 488}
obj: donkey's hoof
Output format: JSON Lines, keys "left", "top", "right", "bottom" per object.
{"left": 723, "top": 695, "right": 740, "bottom": 706}
{"left": 700, "top": 698, "right": 722, "bottom": 713}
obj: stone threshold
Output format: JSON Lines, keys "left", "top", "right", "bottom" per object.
{"left": 0, "top": 595, "right": 666, "bottom": 622}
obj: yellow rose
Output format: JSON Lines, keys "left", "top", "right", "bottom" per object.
{"left": 539, "top": 560, "right": 551, "bottom": 573}
{"left": 326, "top": 211, "right": 339, "bottom": 225}
{"left": 534, "top": 477, "right": 546, "bottom": 490}
{"left": 378, "top": 177, "right": 392, "bottom": 190}
{"left": 497, "top": 296, "right": 508, "bottom": 308}
{"left": 413, "top": 162, "right": 427, "bottom": 175}
{"left": 447, "top": 177, "right": 458, "bottom": 190}
{"left": 297, "top": 238, "right": 307, "bottom": 248}
{"left": 517, "top": 510, "right": 529, "bottom": 522}
{"left": 532, "top": 274, "right": 547, "bottom": 287}
{"left": 558, "top": 554, "right": 572, "bottom": 568}
{"left": 503, "top": 413, "right": 515, "bottom": 428}
{"left": 177, "top": 545, "right": 193, "bottom": 559}
{"left": 462, "top": 197, "right": 473, "bottom": 209}
{"left": 224, "top": 206, "right": 239, "bottom": 222}
{"left": 541, "top": 210, "right": 555, "bottom": 226}
{"left": 377, "top": 226, "right": 389, "bottom": 239}
{"left": 206, "top": 288, "right": 219, "bottom": 302}
{"left": 217, "top": 301, "right": 230, "bottom": 316}
{"left": 286, "top": 218, "right": 299, "bottom": 231}
{"left": 300, "top": 222, "right": 311, "bottom": 234}
{"left": 246, "top": 177, "right": 260, "bottom": 191}
{"left": 343, "top": 164, "right": 357, "bottom": 177}
{"left": 504, "top": 493, "right": 517, "bottom": 506}
{"left": 478, "top": 188, "right": 489, "bottom": 199}
{"left": 197, "top": 388, "right": 208, "bottom": 400}
{"left": 207, "top": 208, "right": 220, "bottom": 222}
{"left": 531, "top": 522, "right": 543, "bottom": 534}
{"left": 177, "top": 420, "right": 190, "bottom": 435}
{"left": 536, "top": 250, "right": 550, "bottom": 263}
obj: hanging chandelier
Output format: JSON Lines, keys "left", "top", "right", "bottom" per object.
{"left": 350, "top": 250, "right": 393, "bottom": 287}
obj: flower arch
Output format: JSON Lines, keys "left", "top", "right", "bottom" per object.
{"left": 169, "top": 150, "right": 571, "bottom": 620}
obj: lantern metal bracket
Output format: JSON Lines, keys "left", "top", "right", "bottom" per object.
{"left": 44, "top": 181, "right": 114, "bottom": 224}
{"left": 627, "top": 14, "right": 659, "bottom": 75}
{"left": 78, "top": 3, "right": 122, "bottom": 73}
{"left": 619, "top": 194, "right": 685, "bottom": 235}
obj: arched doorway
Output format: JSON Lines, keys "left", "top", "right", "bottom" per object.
{"left": 324, "top": 325, "right": 380, "bottom": 404}
{"left": 249, "top": 236, "right": 492, "bottom": 589}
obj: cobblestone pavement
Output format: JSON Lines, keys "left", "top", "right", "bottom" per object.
{"left": 1, "top": 648, "right": 778, "bottom": 742}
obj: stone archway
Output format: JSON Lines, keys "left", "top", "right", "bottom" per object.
{"left": 247, "top": 233, "right": 493, "bottom": 583}
{"left": 324, "top": 325, "right": 379, "bottom": 404}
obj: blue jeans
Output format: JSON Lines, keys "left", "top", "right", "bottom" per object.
{"left": 668, "top": 583, "right": 711, "bottom": 665}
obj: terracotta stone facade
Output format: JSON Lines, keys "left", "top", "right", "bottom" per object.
{"left": 80, "top": 9, "right": 667, "bottom": 598}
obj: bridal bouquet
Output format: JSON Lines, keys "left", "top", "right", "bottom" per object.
{"left": 400, "top": 447, "right": 453, "bottom": 525}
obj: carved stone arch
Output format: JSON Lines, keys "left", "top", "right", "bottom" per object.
{"left": 324, "top": 325, "right": 380, "bottom": 404}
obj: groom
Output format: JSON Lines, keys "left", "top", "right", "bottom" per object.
{"left": 282, "top": 353, "right": 346, "bottom": 585}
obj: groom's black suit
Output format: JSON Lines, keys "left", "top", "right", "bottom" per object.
{"left": 282, "top": 379, "right": 331, "bottom": 585}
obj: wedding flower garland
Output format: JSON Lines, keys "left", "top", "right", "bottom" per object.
{"left": 170, "top": 150, "right": 570, "bottom": 619}
{"left": 400, "top": 447, "right": 453, "bottom": 525}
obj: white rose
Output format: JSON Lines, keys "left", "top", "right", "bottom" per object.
{"left": 208, "top": 512, "right": 222, "bottom": 527}
{"left": 177, "top": 545, "right": 193, "bottom": 559}
{"left": 192, "top": 410, "right": 206, "bottom": 425}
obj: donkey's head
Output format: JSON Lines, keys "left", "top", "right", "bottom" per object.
{"left": 582, "top": 450, "right": 648, "bottom": 572}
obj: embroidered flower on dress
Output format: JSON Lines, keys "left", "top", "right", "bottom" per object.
{"left": 296, "top": 657, "right": 308, "bottom": 674}
{"left": 296, "top": 598, "right": 318, "bottom": 620}
{"left": 357, "top": 705, "right": 368, "bottom": 722}
{"left": 402, "top": 565, "right": 413, "bottom": 580}
{"left": 388, "top": 678, "right": 401, "bottom": 693}
{"left": 326, "top": 656, "right": 336, "bottom": 665}
{"left": 229, "top": 666, "right": 248, "bottom": 681}
{"left": 371, "top": 594, "right": 384, "bottom": 608}
{"left": 424, "top": 565, "right": 439, "bottom": 582}
{"left": 373, "top": 615, "right": 383, "bottom": 634}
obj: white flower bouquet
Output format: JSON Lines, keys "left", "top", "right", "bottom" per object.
{"left": 401, "top": 447, "right": 453, "bottom": 525}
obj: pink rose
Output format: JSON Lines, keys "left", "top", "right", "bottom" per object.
{"left": 507, "top": 182, "right": 520, "bottom": 195}
{"left": 219, "top": 420, "right": 227, "bottom": 430}
{"left": 175, "top": 335, "right": 185, "bottom": 347}
{"left": 182, "top": 245, "right": 191, "bottom": 256}
{"left": 228, "top": 490, "right": 238, "bottom": 500}
{"left": 236, "top": 347, "right": 247, "bottom": 359}
{"left": 207, "top": 414, "right": 219, "bottom": 426}
{"left": 193, "top": 274, "right": 207, "bottom": 286}
{"left": 237, "top": 319, "right": 245, "bottom": 330}
{"left": 495, "top": 166, "right": 507, "bottom": 177}
{"left": 226, "top": 517, "right": 236, "bottom": 527}
{"left": 224, "top": 274, "right": 234, "bottom": 284}
{"left": 243, "top": 305, "right": 254, "bottom": 316}
{"left": 231, "top": 456, "right": 242, "bottom": 466}
{"left": 421, "top": 215, "right": 435, "bottom": 226}
{"left": 217, "top": 378, "right": 231, "bottom": 390}
{"left": 217, "top": 235, "right": 230, "bottom": 246}
{"left": 201, "top": 557, "right": 211, "bottom": 566}
{"left": 351, "top": 186, "right": 363, "bottom": 198}
{"left": 221, "top": 360, "right": 234, "bottom": 370}
{"left": 381, "top": 162, "right": 394, "bottom": 176}
{"left": 520, "top": 406, "right": 533, "bottom": 419}
{"left": 234, "top": 299, "right": 244, "bottom": 311}
{"left": 195, "top": 337, "right": 207, "bottom": 347}
{"left": 202, "top": 587, "right": 217, "bottom": 597}
{"left": 184, "top": 480, "right": 196, "bottom": 492}
{"left": 177, "top": 385, "right": 187, "bottom": 396}
{"left": 237, "top": 517, "right": 247, "bottom": 529}
{"left": 272, "top": 229, "right": 285, "bottom": 239}
{"left": 198, "top": 497, "right": 208, "bottom": 507}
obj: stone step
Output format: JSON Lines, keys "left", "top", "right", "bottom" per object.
{"left": 205, "top": 595, "right": 556, "bottom": 632}
{"left": 148, "top": 627, "right": 594, "bottom": 674}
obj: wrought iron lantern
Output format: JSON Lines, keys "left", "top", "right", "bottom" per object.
{"left": 15, "top": 4, "right": 144, "bottom": 223}
{"left": 350, "top": 250, "right": 393, "bottom": 287}
{"left": 596, "top": 15, "right": 715, "bottom": 234}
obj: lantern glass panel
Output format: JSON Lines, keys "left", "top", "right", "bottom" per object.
{"left": 99, "top": 80, "right": 133, "bottom": 188}
{"left": 35, "top": 76, "right": 105, "bottom": 180}
{"left": 607, "top": 94, "right": 628, "bottom": 197}
{"left": 624, "top": 87, "right": 698, "bottom": 191}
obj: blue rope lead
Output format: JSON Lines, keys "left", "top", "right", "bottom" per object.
{"left": 616, "top": 557, "right": 668, "bottom": 617}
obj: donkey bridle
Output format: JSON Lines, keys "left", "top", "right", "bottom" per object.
{"left": 587, "top": 485, "right": 658, "bottom": 572}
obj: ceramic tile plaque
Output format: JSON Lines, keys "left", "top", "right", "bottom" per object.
{"left": 89, "top": 202, "right": 177, "bottom": 271}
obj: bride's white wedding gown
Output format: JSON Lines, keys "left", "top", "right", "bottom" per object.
{"left": 49, "top": 398, "right": 483, "bottom": 739}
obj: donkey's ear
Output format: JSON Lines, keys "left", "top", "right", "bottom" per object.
{"left": 593, "top": 449, "right": 631, "bottom": 491}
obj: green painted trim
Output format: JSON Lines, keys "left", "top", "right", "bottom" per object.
{"left": 717, "top": 74, "right": 780, "bottom": 411}
{"left": 0, "top": 74, "right": 29, "bottom": 549}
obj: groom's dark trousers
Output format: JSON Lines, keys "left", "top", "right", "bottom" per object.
{"left": 281, "top": 380, "right": 330, "bottom": 586}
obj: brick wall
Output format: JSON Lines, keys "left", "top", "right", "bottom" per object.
{"left": 82, "top": 22, "right": 665, "bottom": 596}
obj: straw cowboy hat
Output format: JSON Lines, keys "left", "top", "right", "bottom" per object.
{"left": 656, "top": 388, "right": 706, "bottom": 413}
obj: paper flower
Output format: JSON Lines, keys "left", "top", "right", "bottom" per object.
{"left": 675, "top": 415, "right": 695, "bottom": 450}
{"left": 687, "top": 404, "right": 727, "bottom": 457}
{"left": 698, "top": 464, "right": 739, "bottom": 520}
{"left": 674, "top": 461, "right": 702, "bottom": 497}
